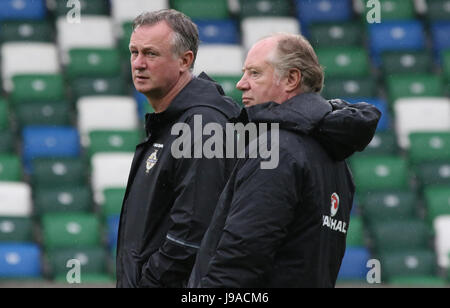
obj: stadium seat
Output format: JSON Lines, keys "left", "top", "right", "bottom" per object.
{"left": 22, "top": 126, "right": 81, "bottom": 172}
{"left": 66, "top": 48, "right": 122, "bottom": 80}
{"left": 1, "top": 42, "right": 60, "bottom": 92}
{"left": 368, "top": 21, "right": 425, "bottom": 66}
{"left": 380, "top": 249, "right": 438, "bottom": 282}
{"left": 433, "top": 215, "right": 450, "bottom": 268}
{"left": 444, "top": 50, "right": 450, "bottom": 83}
{"left": 360, "top": 190, "right": 418, "bottom": 228}
{"left": 415, "top": 162, "right": 450, "bottom": 188}
{"left": 10, "top": 74, "right": 65, "bottom": 104}
{"left": 118, "top": 21, "right": 133, "bottom": 58}
{"left": 0, "top": 182, "right": 32, "bottom": 217}
{"left": 321, "top": 77, "right": 378, "bottom": 99}
{"left": 309, "top": 22, "right": 363, "bottom": 48}
{"left": 76, "top": 96, "right": 139, "bottom": 146}
{"left": 381, "top": 51, "right": 432, "bottom": 75}
{"left": 361, "top": 0, "right": 416, "bottom": 20}
{"left": 195, "top": 20, "right": 239, "bottom": 45}
{"left": 241, "top": 17, "right": 300, "bottom": 51}
{"left": 171, "top": 0, "right": 230, "bottom": 19}
{"left": 88, "top": 130, "right": 142, "bottom": 158}
{"left": 56, "top": 16, "right": 115, "bottom": 64}
{"left": 0, "top": 243, "right": 41, "bottom": 278}
{"left": 41, "top": 213, "right": 101, "bottom": 249}
{"left": 134, "top": 90, "right": 154, "bottom": 120}
{"left": 31, "top": 158, "right": 87, "bottom": 189}
{"left": 0, "top": 217, "right": 33, "bottom": 242}
{"left": 386, "top": 74, "right": 444, "bottom": 104}
{"left": 346, "top": 216, "right": 365, "bottom": 247}
{"left": 102, "top": 188, "right": 126, "bottom": 218}
{"left": 0, "top": 20, "right": 54, "bottom": 43}
{"left": 211, "top": 75, "right": 243, "bottom": 106}
{"left": 70, "top": 76, "right": 128, "bottom": 101}
{"left": 0, "top": 98, "right": 8, "bottom": 131}
{"left": 0, "top": 130, "right": 14, "bottom": 154}
{"left": 371, "top": 220, "right": 430, "bottom": 254}
{"left": 33, "top": 186, "right": 92, "bottom": 216}
{"left": 111, "top": 0, "right": 168, "bottom": 25}
{"left": 425, "top": 0, "right": 450, "bottom": 21}
{"left": 316, "top": 47, "right": 370, "bottom": 78}
{"left": 0, "top": 154, "right": 22, "bottom": 182}
{"left": 0, "top": 0, "right": 47, "bottom": 21}
{"left": 430, "top": 22, "right": 450, "bottom": 63}
{"left": 359, "top": 131, "right": 398, "bottom": 156}
{"left": 15, "top": 101, "right": 71, "bottom": 128}
{"left": 424, "top": 186, "right": 450, "bottom": 225}
{"left": 350, "top": 155, "right": 410, "bottom": 194}
{"left": 389, "top": 276, "right": 447, "bottom": 287}
{"left": 51, "top": 0, "right": 109, "bottom": 16}
{"left": 394, "top": 97, "right": 450, "bottom": 149}
{"left": 193, "top": 45, "right": 244, "bottom": 76}
{"left": 345, "top": 98, "right": 390, "bottom": 132}
{"left": 237, "top": 0, "right": 292, "bottom": 17}
{"left": 90, "top": 153, "right": 134, "bottom": 204}
{"left": 409, "top": 132, "right": 450, "bottom": 165}
{"left": 337, "top": 247, "right": 370, "bottom": 281}
{"left": 106, "top": 215, "right": 120, "bottom": 249}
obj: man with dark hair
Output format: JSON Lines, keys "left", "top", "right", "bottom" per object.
{"left": 188, "top": 33, "right": 381, "bottom": 288}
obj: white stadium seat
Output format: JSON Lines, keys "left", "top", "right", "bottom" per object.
{"left": 0, "top": 182, "right": 32, "bottom": 217}
{"left": 394, "top": 97, "right": 450, "bottom": 149}
{"left": 56, "top": 16, "right": 115, "bottom": 64}
{"left": 194, "top": 44, "right": 244, "bottom": 76}
{"left": 77, "top": 96, "right": 139, "bottom": 146}
{"left": 241, "top": 17, "right": 301, "bottom": 51}
{"left": 1, "top": 42, "right": 60, "bottom": 92}
{"left": 111, "top": 0, "right": 169, "bottom": 24}
{"left": 91, "top": 153, "right": 134, "bottom": 204}
{"left": 434, "top": 216, "right": 450, "bottom": 268}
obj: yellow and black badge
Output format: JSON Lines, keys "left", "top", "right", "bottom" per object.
{"left": 146, "top": 149, "right": 159, "bottom": 174}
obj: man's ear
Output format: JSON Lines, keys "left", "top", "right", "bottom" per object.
{"left": 285, "top": 68, "right": 302, "bottom": 92}
{"left": 179, "top": 50, "right": 195, "bottom": 73}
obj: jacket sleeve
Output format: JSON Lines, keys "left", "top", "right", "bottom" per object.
{"left": 313, "top": 99, "right": 382, "bottom": 161}
{"left": 138, "top": 112, "right": 234, "bottom": 288}
{"left": 200, "top": 152, "right": 301, "bottom": 288}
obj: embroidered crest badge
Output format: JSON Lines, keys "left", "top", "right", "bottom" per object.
{"left": 146, "top": 149, "right": 159, "bottom": 173}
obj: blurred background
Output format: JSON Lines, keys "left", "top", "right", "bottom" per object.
{"left": 0, "top": 0, "right": 448, "bottom": 288}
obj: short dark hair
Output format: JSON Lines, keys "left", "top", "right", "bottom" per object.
{"left": 132, "top": 9, "right": 199, "bottom": 69}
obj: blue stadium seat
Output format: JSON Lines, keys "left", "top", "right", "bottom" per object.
{"left": 195, "top": 19, "right": 239, "bottom": 45}
{"left": 0, "top": 243, "right": 41, "bottom": 278}
{"left": 294, "top": 0, "right": 353, "bottom": 35}
{"left": 135, "top": 90, "right": 154, "bottom": 120}
{"left": 22, "top": 126, "right": 81, "bottom": 172}
{"left": 430, "top": 22, "right": 450, "bottom": 63}
{"left": 0, "top": 0, "right": 47, "bottom": 21}
{"left": 369, "top": 21, "right": 426, "bottom": 66}
{"left": 106, "top": 215, "right": 120, "bottom": 251}
{"left": 337, "top": 247, "right": 370, "bottom": 281}
{"left": 346, "top": 98, "right": 390, "bottom": 132}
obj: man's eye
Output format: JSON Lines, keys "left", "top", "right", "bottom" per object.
{"left": 130, "top": 50, "right": 138, "bottom": 55}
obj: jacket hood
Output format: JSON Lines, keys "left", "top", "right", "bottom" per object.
{"left": 243, "top": 93, "right": 381, "bottom": 161}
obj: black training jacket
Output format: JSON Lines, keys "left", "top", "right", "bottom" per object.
{"left": 188, "top": 93, "right": 381, "bottom": 288}
{"left": 116, "top": 73, "right": 241, "bottom": 288}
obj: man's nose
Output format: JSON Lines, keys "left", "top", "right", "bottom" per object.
{"left": 236, "top": 75, "right": 249, "bottom": 91}
{"left": 132, "top": 54, "right": 146, "bottom": 70}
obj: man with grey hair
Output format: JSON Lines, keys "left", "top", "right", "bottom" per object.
{"left": 188, "top": 33, "right": 380, "bottom": 288}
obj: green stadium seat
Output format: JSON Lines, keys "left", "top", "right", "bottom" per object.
{"left": 10, "top": 74, "right": 65, "bottom": 105}
{"left": 380, "top": 250, "right": 438, "bottom": 282}
{"left": 0, "top": 154, "right": 22, "bottom": 182}
{"left": 41, "top": 213, "right": 101, "bottom": 250}
{"left": 15, "top": 101, "right": 71, "bottom": 128}
{"left": 102, "top": 188, "right": 126, "bottom": 218}
{"left": 46, "top": 246, "right": 108, "bottom": 278}
{"left": 371, "top": 220, "right": 430, "bottom": 254}
{"left": 0, "top": 98, "right": 9, "bottom": 131}
{"left": 415, "top": 162, "right": 450, "bottom": 188}
{"left": 0, "top": 20, "right": 54, "bottom": 43}
{"left": 346, "top": 216, "right": 365, "bottom": 247}
{"left": 0, "top": 217, "right": 33, "bottom": 242}
{"left": 321, "top": 76, "right": 378, "bottom": 99}
{"left": 424, "top": 186, "right": 450, "bottom": 225}
{"left": 119, "top": 22, "right": 133, "bottom": 58}
{"left": 389, "top": 275, "right": 447, "bottom": 287}
{"left": 381, "top": 51, "right": 432, "bottom": 75}
{"left": 426, "top": 0, "right": 450, "bottom": 21}
{"left": 171, "top": 0, "right": 230, "bottom": 19}
{"left": 211, "top": 75, "right": 243, "bottom": 106}
{"left": 70, "top": 76, "right": 127, "bottom": 101}
{"left": 409, "top": 132, "right": 450, "bottom": 165}
{"left": 33, "top": 186, "right": 92, "bottom": 216}
{"left": 54, "top": 273, "right": 114, "bottom": 285}
{"left": 31, "top": 158, "right": 87, "bottom": 189}
{"left": 361, "top": 0, "right": 416, "bottom": 21}
{"left": 309, "top": 22, "right": 363, "bottom": 48}
{"left": 444, "top": 50, "right": 450, "bottom": 83}
{"left": 238, "top": 0, "right": 292, "bottom": 17}
{"left": 386, "top": 74, "right": 444, "bottom": 104}
{"left": 88, "top": 130, "right": 142, "bottom": 158}
{"left": 316, "top": 47, "right": 370, "bottom": 78}
{"left": 53, "top": 0, "right": 109, "bottom": 16}
{"left": 0, "top": 130, "right": 14, "bottom": 154}
{"left": 359, "top": 131, "right": 398, "bottom": 156}
{"left": 360, "top": 190, "right": 418, "bottom": 227}
{"left": 350, "top": 155, "right": 410, "bottom": 194}
{"left": 66, "top": 48, "right": 122, "bottom": 80}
